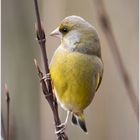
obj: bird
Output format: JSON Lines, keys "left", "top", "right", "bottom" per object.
{"left": 49, "top": 15, "right": 103, "bottom": 134}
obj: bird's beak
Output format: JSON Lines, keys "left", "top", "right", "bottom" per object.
{"left": 50, "top": 27, "right": 62, "bottom": 38}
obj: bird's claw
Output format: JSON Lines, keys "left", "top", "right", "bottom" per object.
{"left": 40, "top": 73, "right": 51, "bottom": 82}
{"left": 55, "top": 123, "right": 66, "bottom": 134}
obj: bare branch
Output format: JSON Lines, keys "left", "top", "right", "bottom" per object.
{"left": 93, "top": 0, "right": 138, "bottom": 120}
{"left": 33, "top": 0, "right": 69, "bottom": 139}
{"left": 1, "top": 112, "right": 6, "bottom": 140}
{"left": 4, "top": 84, "right": 10, "bottom": 140}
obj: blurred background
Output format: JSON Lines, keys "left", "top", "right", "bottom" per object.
{"left": 1, "top": 0, "right": 138, "bottom": 140}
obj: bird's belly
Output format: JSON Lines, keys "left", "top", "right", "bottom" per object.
{"left": 50, "top": 51, "right": 96, "bottom": 112}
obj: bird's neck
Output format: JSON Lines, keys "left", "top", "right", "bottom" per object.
{"left": 61, "top": 31, "right": 101, "bottom": 58}
{"left": 61, "top": 31, "right": 81, "bottom": 51}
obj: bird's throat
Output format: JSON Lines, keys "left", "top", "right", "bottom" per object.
{"left": 61, "top": 31, "right": 80, "bottom": 51}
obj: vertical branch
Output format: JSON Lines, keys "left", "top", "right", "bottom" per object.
{"left": 93, "top": 0, "right": 138, "bottom": 120}
{"left": 1, "top": 113, "right": 6, "bottom": 140}
{"left": 4, "top": 84, "right": 10, "bottom": 140}
{"left": 33, "top": 0, "right": 68, "bottom": 139}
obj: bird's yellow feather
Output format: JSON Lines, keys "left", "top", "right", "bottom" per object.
{"left": 50, "top": 47, "right": 101, "bottom": 113}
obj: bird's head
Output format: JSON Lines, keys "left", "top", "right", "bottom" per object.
{"left": 50, "top": 15, "right": 101, "bottom": 57}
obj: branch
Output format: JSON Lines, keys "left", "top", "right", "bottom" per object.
{"left": 4, "top": 84, "right": 10, "bottom": 140}
{"left": 1, "top": 112, "right": 6, "bottom": 140}
{"left": 33, "top": 0, "right": 69, "bottom": 139}
{"left": 94, "top": 0, "right": 138, "bottom": 120}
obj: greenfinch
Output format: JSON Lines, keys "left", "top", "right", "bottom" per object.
{"left": 50, "top": 15, "right": 103, "bottom": 133}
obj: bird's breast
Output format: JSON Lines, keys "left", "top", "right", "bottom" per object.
{"left": 50, "top": 46, "right": 101, "bottom": 112}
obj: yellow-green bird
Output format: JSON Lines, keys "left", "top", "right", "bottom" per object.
{"left": 50, "top": 15, "right": 103, "bottom": 133}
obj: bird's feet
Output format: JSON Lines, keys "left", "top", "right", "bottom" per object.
{"left": 55, "top": 123, "right": 66, "bottom": 134}
{"left": 40, "top": 73, "right": 51, "bottom": 82}
{"left": 55, "top": 111, "right": 70, "bottom": 134}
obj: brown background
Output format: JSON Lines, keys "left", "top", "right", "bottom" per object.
{"left": 2, "top": 0, "right": 138, "bottom": 140}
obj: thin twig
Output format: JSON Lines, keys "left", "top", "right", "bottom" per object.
{"left": 94, "top": 0, "right": 138, "bottom": 120}
{"left": 34, "top": 59, "right": 68, "bottom": 140}
{"left": 1, "top": 113, "right": 6, "bottom": 140}
{"left": 33, "top": 0, "right": 69, "bottom": 139}
{"left": 4, "top": 84, "right": 10, "bottom": 140}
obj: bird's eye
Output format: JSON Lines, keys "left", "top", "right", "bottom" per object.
{"left": 63, "top": 28, "right": 68, "bottom": 32}
{"left": 59, "top": 27, "right": 69, "bottom": 34}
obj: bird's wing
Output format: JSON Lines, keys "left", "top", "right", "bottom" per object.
{"left": 95, "top": 73, "right": 102, "bottom": 91}
{"left": 93, "top": 56, "right": 103, "bottom": 92}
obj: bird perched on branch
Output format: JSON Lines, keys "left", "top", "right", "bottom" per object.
{"left": 50, "top": 15, "right": 103, "bottom": 133}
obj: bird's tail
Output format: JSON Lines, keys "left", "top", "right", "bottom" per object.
{"left": 71, "top": 112, "right": 87, "bottom": 133}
